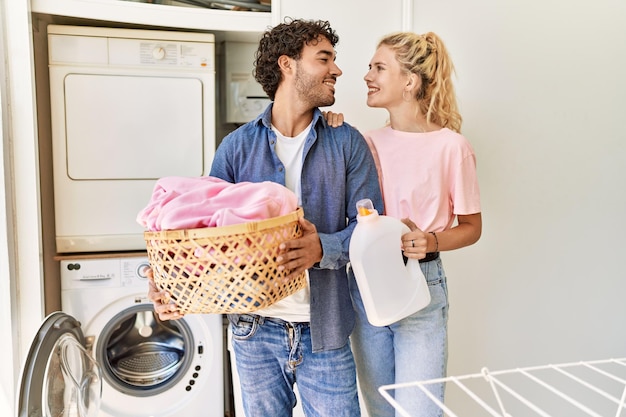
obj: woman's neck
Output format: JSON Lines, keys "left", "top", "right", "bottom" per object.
{"left": 388, "top": 111, "right": 428, "bottom": 133}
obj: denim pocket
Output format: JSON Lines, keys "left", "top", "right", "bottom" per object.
{"left": 230, "top": 314, "right": 259, "bottom": 340}
{"left": 427, "top": 277, "right": 443, "bottom": 286}
{"left": 422, "top": 259, "right": 448, "bottom": 300}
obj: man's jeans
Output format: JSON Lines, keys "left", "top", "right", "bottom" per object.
{"left": 229, "top": 314, "right": 361, "bottom": 417}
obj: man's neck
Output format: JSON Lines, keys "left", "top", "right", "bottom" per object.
{"left": 270, "top": 95, "right": 315, "bottom": 138}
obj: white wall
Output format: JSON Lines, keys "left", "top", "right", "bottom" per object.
{"left": 1, "top": 0, "right": 45, "bottom": 415}
{"left": 411, "top": 0, "right": 626, "bottom": 378}
{"left": 0, "top": 14, "right": 16, "bottom": 415}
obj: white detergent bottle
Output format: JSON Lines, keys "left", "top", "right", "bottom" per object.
{"left": 349, "top": 198, "right": 431, "bottom": 326}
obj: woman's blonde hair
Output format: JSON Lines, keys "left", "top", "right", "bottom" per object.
{"left": 379, "top": 32, "right": 462, "bottom": 133}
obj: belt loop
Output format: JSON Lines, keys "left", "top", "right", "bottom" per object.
{"left": 245, "top": 314, "right": 265, "bottom": 325}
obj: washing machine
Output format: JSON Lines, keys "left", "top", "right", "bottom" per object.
{"left": 53, "top": 254, "right": 224, "bottom": 417}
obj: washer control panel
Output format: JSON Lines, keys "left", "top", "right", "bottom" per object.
{"left": 60, "top": 256, "right": 150, "bottom": 290}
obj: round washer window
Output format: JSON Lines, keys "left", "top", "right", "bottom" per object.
{"left": 96, "top": 304, "right": 194, "bottom": 397}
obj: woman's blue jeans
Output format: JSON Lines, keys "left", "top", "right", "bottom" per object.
{"left": 349, "top": 258, "right": 449, "bottom": 417}
{"left": 229, "top": 314, "right": 361, "bottom": 417}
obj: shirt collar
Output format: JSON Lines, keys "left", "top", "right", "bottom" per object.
{"left": 256, "top": 103, "right": 327, "bottom": 130}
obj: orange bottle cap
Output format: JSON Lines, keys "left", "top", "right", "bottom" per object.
{"left": 358, "top": 206, "right": 372, "bottom": 216}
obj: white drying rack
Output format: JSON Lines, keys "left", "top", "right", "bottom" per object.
{"left": 379, "top": 358, "right": 626, "bottom": 417}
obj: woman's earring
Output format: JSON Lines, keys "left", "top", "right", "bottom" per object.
{"left": 402, "top": 90, "right": 412, "bottom": 102}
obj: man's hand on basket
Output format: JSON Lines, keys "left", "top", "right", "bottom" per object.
{"left": 276, "top": 217, "right": 322, "bottom": 282}
{"left": 146, "top": 267, "right": 184, "bottom": 321}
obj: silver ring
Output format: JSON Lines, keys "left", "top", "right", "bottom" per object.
{"left": 411, "top": 240, "right": 414, "bottom": 247}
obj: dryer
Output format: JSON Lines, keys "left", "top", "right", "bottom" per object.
{"left": 47, "top": 25, "right": 216, "bottom": 253}
{"left": 56, "top": 254, "right": 224, "bottom": 417}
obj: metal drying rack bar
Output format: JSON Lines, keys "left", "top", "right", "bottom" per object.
{"left": 379, "top": 358, "right": 626, "bottom": 417}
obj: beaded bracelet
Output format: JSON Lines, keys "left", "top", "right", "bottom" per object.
{"left": 430, "top": 231, "right": 439, "bottom": 252}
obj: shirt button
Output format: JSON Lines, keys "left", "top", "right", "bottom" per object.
{"left": 278, "top": 167, "right": 284, "bottom": 172}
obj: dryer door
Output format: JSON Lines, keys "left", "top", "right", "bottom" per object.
{"left": 17, "top": 312, "right": 102, "bottom": 417}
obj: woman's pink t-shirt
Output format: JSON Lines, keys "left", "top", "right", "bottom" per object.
{"left": 364, "top": 127, "right": 481, "bottom": 232}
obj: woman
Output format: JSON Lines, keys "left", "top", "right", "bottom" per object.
{"left": 349, "top": 32, "right": 482, "bottom": 417}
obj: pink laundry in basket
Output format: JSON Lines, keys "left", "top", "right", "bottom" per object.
{"left": 137, "top": 176, "right": 299, "bottom": 232}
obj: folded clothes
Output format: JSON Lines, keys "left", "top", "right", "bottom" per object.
{"left": 137, "top": 176, "right": 298, "bottom": 231}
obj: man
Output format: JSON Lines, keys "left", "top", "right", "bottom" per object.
{"left": 149, "top": 18, "right": 382, "bottom": 416}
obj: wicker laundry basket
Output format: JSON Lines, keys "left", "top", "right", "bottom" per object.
{"left": 144, "top": 208, "right": 306, "bottom": 314}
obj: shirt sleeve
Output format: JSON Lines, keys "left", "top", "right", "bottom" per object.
{"left": 453, "top": 150, "right": 482, "bottom": 215}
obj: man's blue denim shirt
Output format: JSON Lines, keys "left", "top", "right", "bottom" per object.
{"left": 210, "top": 104, "right": 383, "bottom": 352}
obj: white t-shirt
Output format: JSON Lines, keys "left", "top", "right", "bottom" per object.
{"left": 252, "top": 122, "right": 313, "bottom": 322}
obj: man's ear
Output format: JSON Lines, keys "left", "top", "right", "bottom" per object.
{"left": 277, "top": 55, "right": 293, "bottom": 73}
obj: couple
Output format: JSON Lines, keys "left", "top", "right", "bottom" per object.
{"left": 148, "top": 18, "right": 481, "bottom": 417}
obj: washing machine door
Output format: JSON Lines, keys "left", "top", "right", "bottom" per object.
{"left": 16, "top": 311, "right": 102, "bottom": 417}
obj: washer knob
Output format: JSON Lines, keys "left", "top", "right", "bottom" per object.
{"left": 137, "top": 263, "right": 150, "bottom": 279}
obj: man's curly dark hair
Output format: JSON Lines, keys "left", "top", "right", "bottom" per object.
{"left": 254, "top": 18, "right": 339, "bottom": 101}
